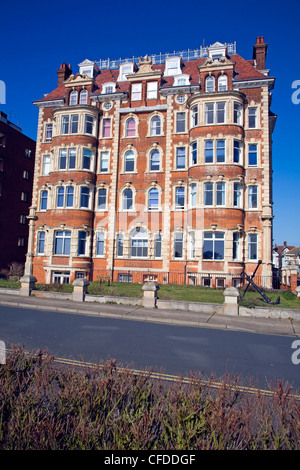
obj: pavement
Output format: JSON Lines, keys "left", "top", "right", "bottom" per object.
{"left": 0, "top": 291, "right": 300, "bottom": 337}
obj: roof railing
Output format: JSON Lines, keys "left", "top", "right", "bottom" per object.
{"left": 94, "top": 42, "right": 236, "bottom": 70}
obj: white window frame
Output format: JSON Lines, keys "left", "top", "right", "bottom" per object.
{"left": 131, "top": 83, "right": 142, "bottom": 101}
{"left": 147, "top": 82, "right": 158, "bottom": 99}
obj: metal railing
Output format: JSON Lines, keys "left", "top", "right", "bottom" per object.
{"left": 94, "top": 42, "right": 237, "bottom": 71}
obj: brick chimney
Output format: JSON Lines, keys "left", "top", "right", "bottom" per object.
{"left": 56, "top": 62, "right": 72, "bottom": 87}
{"left": 253, "top": 36, "right": 267, "bottom": 71}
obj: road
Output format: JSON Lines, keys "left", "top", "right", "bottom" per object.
{"left": 0, "top": 304, "right": 299, "bottom": 392}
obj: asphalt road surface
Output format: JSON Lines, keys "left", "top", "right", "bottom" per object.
{"left": 0, "top": 304, "right": 299, "bottom": 392}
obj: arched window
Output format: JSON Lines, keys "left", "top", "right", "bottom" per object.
{"left": 148, "top": 188, "right": 159, "bottom": 210}
{"left": 123, "top": 188, "right": 133, "bottom": 210}
{"left": 149, "top": 148, "right": 160, "bottom": 171}
{"left": 218, "top": 75, "right": 227, "bottom": 91}
{"left": 150, "top": 115, "right": 161, "bottom": 136}
{"left": 124, "top": 150, "right": 135, "bottom": 172}
{"left": 130, "top": 228, "right": 148, "bottom": 258}
{"left": 79, "top": 89, "right": 88, "bottom": 104}
{"left": 69, "top": 90, "right": 78, "bottom": 105}
{"left": 205, "top": 76, "right": 215, "bottom": 92}
{"left": 125, "top": 118, "right": 136, "bottom": 137}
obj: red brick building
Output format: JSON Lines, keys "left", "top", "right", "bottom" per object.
{"left": 26, "top": 37, "right": 276, "bottom": 288}
{"left": 0, "top": 112, "right": 35, "bottom": 271}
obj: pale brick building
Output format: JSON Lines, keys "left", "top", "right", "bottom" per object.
{"left": 26, "top": 37, "right": 276, "bottom": 288}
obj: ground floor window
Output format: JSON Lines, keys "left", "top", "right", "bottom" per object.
{"left": 203, "top": 232, "right": 224, "bottom": 260}
{"left": 118, "top": 273, "right": 132, "bottom": 283}
{"left": 52, "top": 271, "right": 70, "bottom": 284}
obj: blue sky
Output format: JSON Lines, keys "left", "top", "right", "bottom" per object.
{"left": 1, "top": 0, "right": 299, "bottom": 246}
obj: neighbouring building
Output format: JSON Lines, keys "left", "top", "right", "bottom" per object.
{"left": 272, "top": 241, "right": 295, "bottom": 269}
{"left": 0, "top": 112, "right": 35, "bottom": 271}
{"left": 282, "top": 247, "right": 300, "bottom": 274}
{"left": 26, "top": 37, "right": 277, "bottom": 288}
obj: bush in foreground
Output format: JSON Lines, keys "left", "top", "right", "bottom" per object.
{"left": 0, "top": 347, "right": 299, "bottom": 450}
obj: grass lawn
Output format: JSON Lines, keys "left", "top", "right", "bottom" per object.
{"left": 0, "top": 278, "right": 299, "bottom": 309}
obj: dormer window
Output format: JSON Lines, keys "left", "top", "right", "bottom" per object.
{"left": 205, "top": 76, "right": 215, "bottom": 92}
{"left": 102, "top": 82, "right": 116, "bottom": 94}
{"left": 118, "top": 63, "right": 134, "bottom": 82}
{"left": 208, "top": 42, "right": 227, "bottom": 61}
{"left": 78, "top": 59, "right": 99, "bottom": 78}
{"left": 164, "top": 57, "right": 181, "bottom": 77}
{"left": 173, "top": 75, "right": 189, "bottom": 87}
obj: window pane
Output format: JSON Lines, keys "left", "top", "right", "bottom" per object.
{"left": 98, "top": 188, "right": 106, "bottom": 209}
{"left": 150, "top": 149, "right": 160, "bottom": 171}
{"left": 96, "top": 232, "right": 105, "bottom": 256}
{"left": 149, "top": 188, "right": 159, "bottom": 210}
{"left": 57, "top": 186, "right": 64, "bottom": 208}
{"left": 205, "top": 140, "right": 213, "bottom": 163}
{"left": 206, "top": 76, "right": 215, "bottom": 92}
{"left": 82, "top": 149, "right": 92, "bottom": 170}
{"left": 80, "top": 187, "right": 90, "bottom": 208}
{"left": 234, "top": 183, "right": 242, "bottom": 207}
{"left": 37, "top": 232, "right": 45, "bottom": 254}
{"left": 191, "top": 142, "right": 197, "bottom": 165}
{"left": 150, "top": 116, "right": 161, "bottom": 135}
{"left": 147, "top": 82, "right": 157, "bottom": 99}
{"left": 42, "top": 155, "right": 50, "bottom": 176}
{"left": 41, "top": 190, "right": 48, "bottom": 210}
{"left": 78, "top": 231, "right": 87, "bottom": 255}
{"left": 117, "top": 234, "right": 123, "bottom": 257}
{"left": 204, "top": 182, "right": 213, "bottom": 206}
{"left": 216, "top": 182, "right": 225, "bottom": 206}
{"left": 132, "top": 83, "right": 142, "bottom": 101}
{"left": 125, "top": 150, "right": 134, "bottom": 172}
{"left": 248, "top": 234, "right": 257, "bottom": 259}
{"left": 80, "top": 90, "right": 88, "bottom": 105}
{"left": 174, "top": 233, "right": 183, "bottom": 258}
{"left": 205, "top": 103, "right": 214, "bottom": 124}
{"left": 123, "top": 188, "right": 133, "bottom": 210}
{"left": 234, "top": 102, "right": 242, "bottom": 125}
{"left": 66, "top": 186, "right": 74, "bottom": 207}
{"left": 234, "top": 140, "right": 241, "bottom": 163}
{"left": 216, "top": 140, "right": 225, "bottom": 163}
{"left": 175, "top": 187, "right": 185, "bottom": 208}
{"left": 100, "top": 151, "right": 109, "bottom": 172}
{"left": 176, "top": 147, "right": 185, "bottom": 169}
{"left": 61, "top": 116, "right": 69, "bottom": 134}
{"left": 126, "top": 118, "right": 136, "bottom": 137}
{"left": 68, "top": 149, "right": 76, "bottom": 169}
{"left": 216, "top": 102, "right": 225, "bottom": 123}
{"left": 70, "top": 115, "right": 78, "bottom": 134}
{"left": 84, "top": 115, "right": 94, "bottom": 134}
{"left": 248, "top": 108, "right": 257, "bottom": 128}
{"left": 248, "top": 186, "right": 257, "bottom": 208}
{"left": 248, "top": 144, "right": 257, "bottom": 166}
{"left": 154, "top": 234, "right": 161, "bottom": 258}
{"left": 218, "top": 75, "right": 227, "bottom": 91}
{"left": 103, "top": 119, "right": 111, "bottom": 138}
{"left": 176, "top": 113, "right": 185, "bottom": 132}
{"left": 59, "top": 149, "right": 67, "bottom": 169}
